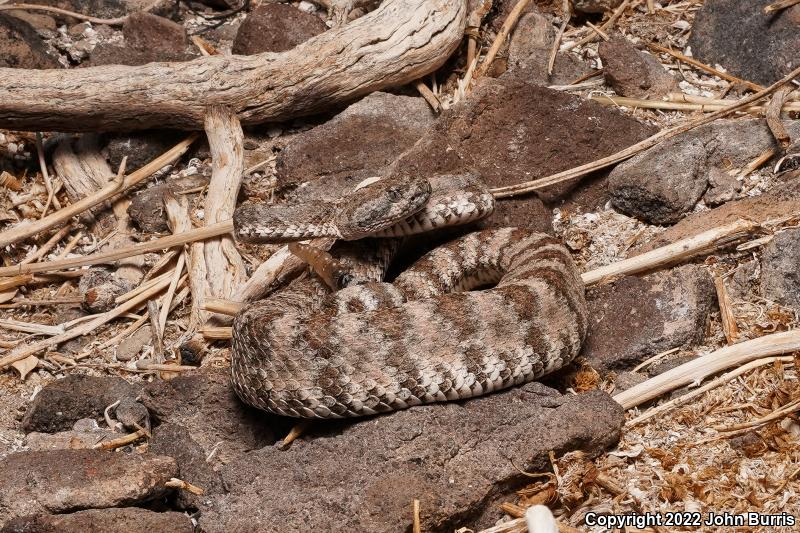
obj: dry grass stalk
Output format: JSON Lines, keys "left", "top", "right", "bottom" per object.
{"left": 93, "top": 427, "right": 149, "bottom": 449}
{"left": 631, "top": 347, "right": 680, "bottom": 373}
{"left": 764, "top": 0, "right": 800, "bottom": 13}
{"left": 622, "top": 358, "right": 793, "bottom": 426}
{"left": 713, "top": 275, "right": 739, "bottom": 344}
{"left": 648, "top": 43, "right": 765, "bottom": 92}
{"left": 412, "top": 499, "right": 422, "bottom": 533}
{"left": 20, "top": 225, "right": 71, "bottom": 265}
{"left": 466, "top": 0, "right": 493, "bottom": 68}
{"left": 0, "top": 220, "right": 233, "bottom": 277}
{"left": 547, "top": 0, "right": 571, "bottom": 76}
{"left": 0, "top": 318, "right": 62, "bottom": 336}
{"left": 415, "top": 80, "right": 442, "bottom": 113}
{"left": 766, "top": 86, "right": 794, "bottom": 150}
{"left": 646, "top": 0, "right": 655, "bottom": 13}
{"left": 0, "top": 271, "right": 173, "bottom": 370}
{"left": 475, "top": 0, "right": 530, "bottom": 80}
{"left": 235, "top": 244, "right": 305, "bottom": 303}
{"left": 203, "top": 298, "right": 242, "bottom": 316}
{"left": 563, "top": 0, "right": 635, "bottom": 52}
{"left": 613, "top": 330, "right": 800, "bottom": 410}
{"left": 162, "top": 192, "right": 191, "bottom": 333}
{"left": 166, "top": 478, "right": 205, "bottom": 495}
{"left": 34, "top": 132, "right": 57, "bottom": 217}
{"left": 0, "top": 135, "right": 197, "bottom": 249}
{"left": 715, "top": 397, "right": 800, "bottom": 432}
{"left": 490, "top": 64, "right": 800, "bottom": 198}
{"left": 200, "top": 326, "right": 232, "bottom": 340}
{"left": 581, "top": 218, "right": 760, "bottom": 286}
{"left": 590, "top": 94, "right": 800, "bottom": 114}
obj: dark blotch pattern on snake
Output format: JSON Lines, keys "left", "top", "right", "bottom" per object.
{"left": 231, "top": 227, "right": 587, "bottom": 418}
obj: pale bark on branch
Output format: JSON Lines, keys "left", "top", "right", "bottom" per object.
{"left": 0, "top": 0, "right": 467, "bottom": 132}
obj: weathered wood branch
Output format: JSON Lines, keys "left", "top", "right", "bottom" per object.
{"left": 0, "top": 0, "right": 467, "bottom": 132}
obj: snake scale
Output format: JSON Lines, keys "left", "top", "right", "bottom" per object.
{"left": 231, "top": 174, "right": 588, "bottom": 418}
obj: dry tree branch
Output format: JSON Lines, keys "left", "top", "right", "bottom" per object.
{"left": 613, "top": 331, "right": 800, "bottom": 410}
{"left": 0, "top": 0, "right": 468, "bottom": 132}
{"left": 764, "top": 0, "right": 800, "bottom": 14}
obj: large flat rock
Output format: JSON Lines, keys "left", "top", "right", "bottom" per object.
{"left": 197, "top": 384, "right": 623, "bottom": 532}
{"left": 0, "top": 450, "right": 177, "bottom": 525}
{"left": 1, "top": 508, "right": 193, "bottom": 533}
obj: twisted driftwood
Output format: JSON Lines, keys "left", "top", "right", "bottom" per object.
{"left": 0, "top": 0, "right": 467, "bottom": 131}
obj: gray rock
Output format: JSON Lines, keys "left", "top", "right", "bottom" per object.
{"left": 0, "top": 450, "right": 177, "bottom": 524}
{"left": 114, "top": 324, "right": 152, "bottom": 361}
{"left": 1, "top": 508, "right": 193, "bottom": 533}
{"left": 582, "top": 265, "right": 717, "bottom": 372}
{"left": 761, "top": 228, "right": 800, "bottom": 312}
{"left": 703, "top": 167, "right": 740, "bottom": 206}
{"left": 609, "top": 119, "right": 800, "bottom": 224}
{"left": 688, "top": 0, "right": 800, "bottom": 86}
{"left": 22, "top": 375, "right": 141, "bottom": 433}
{"left": 599, "top": 36, "right": 677, "bottom": 98}
{"left": 572, "top": 0, "right": 624, "bottom": 14}
{"left": 0, "top": 13, "right": 59, "bottom": 69}
{"left": 139, "top": 368, "right": 281, "bottom": 464}
{"left": 276, "top": 92, "right": 435, "bottom": 188}
{"left": 647, "top": 355, "right": 698, "bottom": 378}
{"left": 103, "top": 130, "right": 184, "bottom": 172}
{"left": 614, "top": 371, "right": 647, "bottom": 393}
{"left": 197, "top": 385, "right": 623, "bottom": 532}
{"left": 232, "top": 3, "right": 326, "bottom": 55}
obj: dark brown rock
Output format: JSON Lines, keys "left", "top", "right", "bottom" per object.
{"left": 688, "top": 0, "right": 800, "bottom": 86}
{"left": 598, "top": 36, "right": 677, "bottom": 98}
{"left": 276, "top": 92, "right": 435, "bottom": 188}
{"left": 140, "top": 368, "right": 281, "bottom": 463}
{"left": 23, "top": 0, "right": 128, "bottom": 20}
{"left": 232, "top": 3, "right": 326, "bottom": 55}
{"left": 127, "top": 173, "right": 209, "bottom": 233}
{"left": 197, "top": 385, "right": 623, "bottom": 532}
{"left": 609, "top": 119, "right": 800, "bottom": 224}
{"left": 24, "top": 418, "right": 117, "bottom": 451}
{"left": 394, "top": 77, "right": 656, "bottom": 227}
{"left": 572, "top": 0, "right": 623, "bottom": 13}
{"left": 761, "top": 228, "right": 800, "bottom": 313}
{"left": 1, "top": 508, "right": 193, "bottom": 533}
{"left": 22, "top": 374, "right": 140, "bottom": 433}
{"left": 506, "top": 12, "right": 593, "bottom": 84}
{"left": 149, "top": 423, "right": 223, "bottom": 509}
{"left": 582, "top": 265, "right": 717, "bottom": 372}
{"left": 0, "top": 450, "right": 177, "bottom": 524}
{"left": 0, "top": 13, "right": 58, "bottom": 69}
{"left": 104, "top": 130, "right": 185, "bottom": 172}
{"left": 703, "top": 166, "right": 740, "bottom": 206}
{"left": 90, "top": 13, "right": 197, "bottom": 66}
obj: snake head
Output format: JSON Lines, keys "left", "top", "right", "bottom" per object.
{"left": 333, "top": 176, "right": 432, "bottom": 240}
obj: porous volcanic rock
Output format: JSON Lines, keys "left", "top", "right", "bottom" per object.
{"left": 598, "top": 36, "right": 677, "bottom": 98}
{"left": 761, "top": 228, "right": 800, "bottom": 313}
{"left": 90, "top": 12, "right": 197, "bottom": 66}
{"left": 232, "top": 3, "right": 326, "bottom": 54}
{"left": 688, "top": 0, "right": 800, "bottom": 86}
{"left": 197, "top": 385, "right": 623, "bottom": 532}
{"left": 0, "top": 13, "right": 58, "bottom": 69}
{"left": 1, "top": 508, "right": 193, "bottom": 533}
{"left": 22, "top": 374, "right": 140, "bottom": 433}
{"left": 275, "top": 92, "right": 435, "bottom": 188}
{"left": 581, "top": 265, "right": 717, "bottom": 372}
{"left": 0, "top": 450, "right": 177, "bottom": 524}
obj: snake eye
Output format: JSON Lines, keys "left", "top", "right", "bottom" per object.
{"left": 387, "top": 188, "right": 402, "bottom": 201}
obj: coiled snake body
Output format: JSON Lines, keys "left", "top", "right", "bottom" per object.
{"left": 231, "top": 175, "right": 587, "bottom": 418}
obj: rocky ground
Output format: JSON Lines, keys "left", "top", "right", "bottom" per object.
{"left": 0, "top": 0, "right": 799, "bottom": 531}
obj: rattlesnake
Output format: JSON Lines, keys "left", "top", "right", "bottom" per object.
{"left": 231, "top": 174, "right": 587, "bottom": 418}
